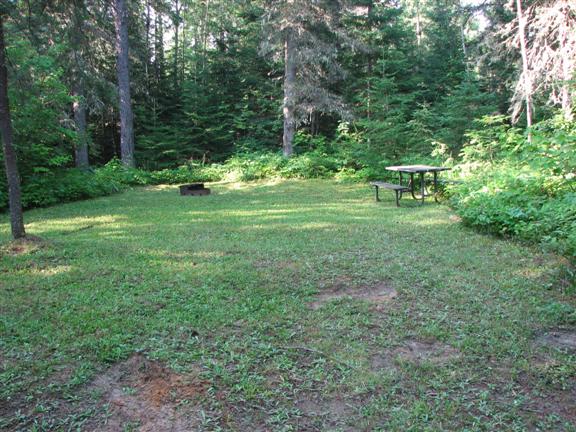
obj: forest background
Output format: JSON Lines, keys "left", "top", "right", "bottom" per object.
{"left": 1, "top": 0, "right": 575, "bottom": 262}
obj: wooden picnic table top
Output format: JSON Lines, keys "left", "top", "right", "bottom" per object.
{"left": 385, "top": 165, "right": 451, "bottom": 173}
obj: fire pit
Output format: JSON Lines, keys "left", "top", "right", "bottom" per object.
{"left": 179, "top": 183, "right": 211, "bottom": 196}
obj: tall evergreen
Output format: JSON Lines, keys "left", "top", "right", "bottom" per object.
{"left": 261, "top": 0, "right": 352, "bottom": 156}
{"left": 0, "top": 12, "right": 25, "bottom": 239}
{"left": 114, "top": 0, "right": 136, "bottom": 167}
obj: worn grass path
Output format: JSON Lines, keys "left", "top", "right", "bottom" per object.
{"left": 1, "top": 180, "right": 575, "bottom": 431}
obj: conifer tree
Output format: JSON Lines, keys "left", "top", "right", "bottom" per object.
{"left": 114, "top": 0, "right": 136, "bottom": 167}
{"left": 261, "top": 0, "right": 352, "bottom": 156}
{"left": 0, "top": 11, "right": 25, "bottom": 239}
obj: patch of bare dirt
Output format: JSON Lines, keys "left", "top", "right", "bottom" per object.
{"left": 369, "top": 352, "right": 396, "bottom": 372}
{"left": 86, "top": 354, "right": 207, "bottom": 431}
{"left": 516, "top": 370, "right": 576, "bottom": 427}
{"left": 391, "top": 339, "right": 460, "bottom": 365}
{"left": 310, "top": 280, "right": 397, "bottom": 310}
{"left": 1, "top": 235, "right": 47, "bottom": 256}
{"left": 535, "top": 330, "right": 576, "bottom": 352}
{"left": 524, "top": 389, "right": 576, "bottom": 426}
{"left": 295, "top": 395, "right": 359, "bottom": 431}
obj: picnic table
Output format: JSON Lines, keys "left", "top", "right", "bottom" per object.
{"left": 370, "top": 165, "right": 451, "bottom": 206}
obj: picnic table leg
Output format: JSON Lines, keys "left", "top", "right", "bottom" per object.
{"left": 395, "top": 190, "right": 401, "bottom": 207}
{"left": 420, "top": 172, "right": 425, "bottom": 204}
{"left": 373, "top": 185, "right": 380, "bottom": 202}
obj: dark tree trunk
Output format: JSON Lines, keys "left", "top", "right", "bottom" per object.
{"left": 173, "top": 0, "right": 180, "bottom": 92}
{"left": 283, "top": 31, "right": 296, "bottom": 157}
{"left": 72, "top": 80, "right": 89, "bottom": 169}
{"left": 114, "top": 0, "right": 135, "bottom": 167}
{"left": 71, "top": 3, "right": 89, "bottom": 169}
{"left": 0, "top": 15, "right": 25, "bottom": 239}
{"left": 155, "top": 9, "right": 165, "bottom": 86}
{"left": 145, "top": 0, "right": 151, "bottom": 92}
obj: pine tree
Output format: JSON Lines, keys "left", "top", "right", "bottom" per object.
{"left": 114, "top": 0, "right": 136, "bottom": 167}
{"left": 261, "top": 0, "right": 352, "bottom": 156}
{"left": 0, "top": 11, "right": 25, "bottom": 239}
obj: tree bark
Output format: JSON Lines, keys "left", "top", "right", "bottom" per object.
{"left": 561, "top": 60, "right": 573, "bottom": 121}
{"left": 0, "top": 15, "right": 26, "bottom": 239}
{"left": 560, "top": 23, "right": 573, "bottom": 122}
{"left": 71, "top": 5, "right": 89, "bottom": 169}
{"left": 415, "top": 0, "right": 422, "bottom": 51}
{"left": 515, "top": 0, "right": 533, "bottom": 130}
{"left": 145, "top": 0, "right": 151, "bottom": 93}
{"left": 173, "top": 0, "right": 180, "bottom": 92}
{"left": 72, "top": 80, "right": 89, "bottom": 169}
{"left": 155, "top": 6, "right": 164, "bottom": 86}
{"left": 114, "top": 0, "right": 135, "bottom": 167}
{"left": 283, "top": 31, "right": 296, "bottom": 157}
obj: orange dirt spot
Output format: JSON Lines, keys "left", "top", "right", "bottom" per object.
{"left": 87, "top": 354, "right": 207, "bottom": 431}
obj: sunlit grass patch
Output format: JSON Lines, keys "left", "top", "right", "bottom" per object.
{"left": 0, "top": 180, "right": 574, "bottom": 431}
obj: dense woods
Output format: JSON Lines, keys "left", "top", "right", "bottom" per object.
{"left": 0, "top": 0, "right": 575, "bottom": 257}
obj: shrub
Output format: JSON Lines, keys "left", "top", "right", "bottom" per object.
{"left": 2, "top": 168, "right": 125, "bottom": 210}
{"left": 448, "top": 114, "right": 576, "bottom": 261}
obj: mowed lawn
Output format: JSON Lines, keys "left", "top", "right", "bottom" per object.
{"left": 1, "top": 180, "right": 575, "bottom": 431}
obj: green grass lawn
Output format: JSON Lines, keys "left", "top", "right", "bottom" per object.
{"left": 1, "top": 180, "right": 575, "bottom": 431}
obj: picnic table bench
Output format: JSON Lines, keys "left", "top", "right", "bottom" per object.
{"left": 370, "top": 182, "right": 411, "bottom": 207}
{"left": 371, "top": 165, "right": 451, "bottom": 207}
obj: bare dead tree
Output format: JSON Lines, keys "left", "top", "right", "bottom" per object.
{"left": 514, "top": 0, "right": 533, "bottom": 129}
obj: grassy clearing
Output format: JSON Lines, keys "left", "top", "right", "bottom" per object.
{"left": 1, "top": 180, "right": 575, "bottom": 431}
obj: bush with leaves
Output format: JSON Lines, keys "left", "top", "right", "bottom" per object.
{"left": 449, "top": 114, "right": 576, "bottom": 260}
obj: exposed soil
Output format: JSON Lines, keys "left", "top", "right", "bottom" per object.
{"left": 295, "top": 395, "right": 359, "bottom": 431}
{"left": 310, "top": 280, "right": 397, "bottom": 310}
{"left": 535, "top": 330, "right": 576, "bottom": 352}
{"left": 391, "top": 339, "right": 460, "bottom": 365}
{"left": 516, "top": 370, "right": 576, "bottom": 427}
{"left": 524, "top": 386, "right": 576, "bottom": 426}
{"left": 369, "top": 352, "right": 396, "bottom": 372}
{"left": 1, "top": 235, "right": 47, "bottom": 256}
{"left": 86, "top": 354, "right": 207, "bottom": 431}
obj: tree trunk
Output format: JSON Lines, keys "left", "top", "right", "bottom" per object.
{"left": 0, "top": 15, "right": 25, "bottom": 239}
{"left": 515, "top": 0, "right": 533, "bottom": 130}
{"left": 173, "top": 0, "right": 180, "bottom": 92}
{"left": 366, "top": 0, "right": 373, "bottom": 121}
{"left": 72, "top": 80, "right": 89, "bottom": 169}
{"left": 145, "top": 0, "right": 151, "bottom": 93}
{"left": 71, "top": 4, "right": 89, "bottom": 169}
{"left": 560, "top": 24, "right": 573, "bottom": 121}
{"left": 155, "top": 9, "right": 165, "bottom": 86}
{"left": 114, "top": 0, "right": 135, "bottom": 167}
{"left": 561, "top": 61, "right": 573, "bottom": 121}
{"left": 415, "top": 0, "right": 422, "bottom": 50}
{"left": 283, "top": 31, "right": 296, "bottom": 157}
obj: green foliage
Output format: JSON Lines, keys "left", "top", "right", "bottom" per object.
{"left": 449, "top": 114, "right": 576, "bottom": 260}
{"left": 4, "top": 169, "right": 124, "bottom": 210}
{"left": 0, "top": 160, "right": 225, "bottom": 211}
{"left": 219, "top": 151, "right": 346, "bottom": 181}
{"left": 5, "top": 34, "right": 75, "bottom": 177}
